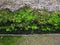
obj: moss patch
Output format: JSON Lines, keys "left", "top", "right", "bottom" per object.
{"left": 0, "top": 36, "right": 22, "bottom": 45}
{"left": 0, "top": 6, "right": 60, "bottom": 32}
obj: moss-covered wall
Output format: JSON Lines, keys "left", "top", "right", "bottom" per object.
{"left": 0, "top": 6, "right": 60, "bottom": 32}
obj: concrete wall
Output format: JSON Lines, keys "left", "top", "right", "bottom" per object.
{"left": 0, "top": 0, "right": 60, "bottom": 11}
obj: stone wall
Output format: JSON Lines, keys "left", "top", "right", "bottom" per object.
{"left": 0, "top": 0, "right": 60, "bottom": 11}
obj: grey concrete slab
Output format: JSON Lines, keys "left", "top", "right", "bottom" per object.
{"left": 19, "top": 34, "right": 60, "bottom": 45}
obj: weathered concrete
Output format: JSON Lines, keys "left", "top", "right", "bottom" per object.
{"left": 0, "top": 0, "right": 60, "bottom": 11}
{"left": 0, "top": 34, "right": 60, "bottom": 45}
{"left": 19, "top": 34, "right": 60, "bottom": 45}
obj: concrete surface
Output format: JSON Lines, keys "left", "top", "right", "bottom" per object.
{"left": 19, "top": 34, "right": 60, "bottom": 45}
{"left": 0, "top": 0, "right": 60, "bottom": 11}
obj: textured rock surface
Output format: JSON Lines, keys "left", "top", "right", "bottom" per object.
{"left": 0, "top": 0, "right": 60, "bottom": 11}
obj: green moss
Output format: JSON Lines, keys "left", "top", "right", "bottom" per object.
{"left": 31, "top": 25, "right": 38, "bottom": 30}
{"left": 47, "top": 12, "right": 60, "bottom": 31}
{"left": 0, "top": 6, "right": 60, "bottom": 32}
{"left": 0, "top": 36, "right": 22, "bottom": 45}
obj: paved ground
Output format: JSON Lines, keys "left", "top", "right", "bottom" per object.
{"left": 19, "top": 34, "right": 60, "bottom": 45}
{"left": 0, "top": 34, "right": 60, "bottom": 45}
